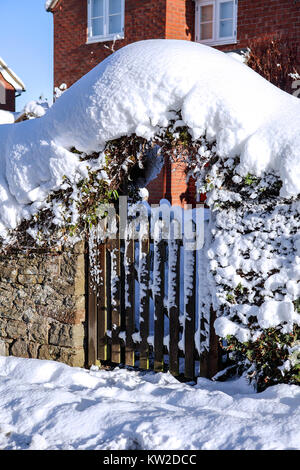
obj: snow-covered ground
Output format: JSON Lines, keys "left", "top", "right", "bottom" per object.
{"left": 0, "top": 356, "right": 299, "bottom": 450}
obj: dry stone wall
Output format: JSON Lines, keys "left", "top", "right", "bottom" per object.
{"left": 0, "top": 242, "right": 86, "bottom": 367}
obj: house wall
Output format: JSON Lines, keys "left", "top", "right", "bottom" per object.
{"left": 217, "top": 0, "right": 300, "bottom": 66}
{"left": 52, "top": 0, "right": 300, "bottom": 89}
{"left": 52, "top": 0, "right": 166, "bottom": 89}
{"left": 165, "top": 0, "right": 194, "bottom": 40}
{"left": 147, "top": 160, "right": 197, "bottom": 206}
{"left": 0, "top": 243, "right": 86, "bottom": 366}
{"left": 0, "top": 74, "right": 15, "bottom": 112}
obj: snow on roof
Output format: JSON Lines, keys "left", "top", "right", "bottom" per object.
{"left": 0, "top": 57, "right": 25, "bottom": 92}
{"left": 45, "top": 0, "right": 59, "bottom": 11}
{"left": 0, "top": 39, "right": 299, "bottom": 238}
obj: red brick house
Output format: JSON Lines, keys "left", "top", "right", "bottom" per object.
{"left": 46, "top": 0, "right": 300, "bottom": 205}
{"left": 0, "top": 57, "right": 25, "bottom": 112}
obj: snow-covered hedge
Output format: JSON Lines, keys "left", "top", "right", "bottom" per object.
{"left": 0, "top": 40, "right": 299, "bottom": 242}
{"left": 194, "top": 154, "right": 300, "bottom": 389}
{"left": 0, "top": 40, "right": 299, "bottom": 387}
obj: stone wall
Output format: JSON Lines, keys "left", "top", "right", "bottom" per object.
{"left": 0, "top": 242, "right": 87, "bottom": 367}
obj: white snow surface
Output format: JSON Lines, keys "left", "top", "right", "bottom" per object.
{"left": 0, "top": 40, "right": 299, "bottom": 237}
{"left": 0, "top": 356, "right": 300, "bottom": 450}
{"left": 23, "top": 100, "right": 47, "bottom": 119}
{"left": 0, "top": 110, "right": 15, "bottom": 125}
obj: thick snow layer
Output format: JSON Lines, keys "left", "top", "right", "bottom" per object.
{"left": 0, "top": 356, "right": 300, "bottom": 450}
{"left": 0, "top": 40, "right": 299, "bottom": 237}
{"left": 23, "top": 100, "right": 47, "bottom": 118}
{"left": 257, "top": 300, "right": 300, "bottom": 330}
{"left": 0, "top": 110, "right": 15, "bottom": 125}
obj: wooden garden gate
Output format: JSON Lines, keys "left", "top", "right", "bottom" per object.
{"left": 87, "top": 203, "right": 219, "bottom": 380}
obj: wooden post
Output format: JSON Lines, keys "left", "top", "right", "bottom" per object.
{"left": 108, "top": 233, "right": 121, "bottom": 364}
{"left": 97, "top": 241, "right": 108, "bottom": 361}
{"left": 199, "top": 310, "right": 220, "bottom": 378}
{"left": 154, "top": 239, "right": 165, "bottom": 372}
{"left": 184, "top": 247, "right": 196, "bottom": 380}
{"left": 88, "top": 235, "right": 98, "bottom": 367}
{"left": 168, "top": 239, "right": 180, "bottom": 377}
{"left": 139, "top": 235, "right": 150, "bottom": 370}
{"left": 125, "top": 238, "right": 135, "bottom": 366}
{"left": 208, "top": 308, "right": 220, "bottom": 378}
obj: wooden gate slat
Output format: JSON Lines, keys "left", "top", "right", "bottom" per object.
{"left": 208, "top": 308, "right": 220, "bottom": 378}
{"left": 88, "top": 231, "right": 97, "bottom": 367}
{"left": 139, "top": 235, "right": 150, "bottom": 370}
{"left": 154, "top": 239, "right": 165, "bottom": 372}
{"left": 97, "top": 241, "right": 108, "bottom": 361}
{"left": 125, "top": 237, "right": 135, "bottom": 366}
{"left": 88, "top": 268, "right": 97, "bottom": 367}
{"left": 168, "top": 239, "right": 180, "bottom": 377}
{"left": 184, "top": 245, "right": 196, "bottom": 380}
{"left": 108, "top": 234, "right": 121, "bottom": 364}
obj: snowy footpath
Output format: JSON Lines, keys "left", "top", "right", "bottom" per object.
{"left": 0, "top": 356, "right": 299, "bottom": 450}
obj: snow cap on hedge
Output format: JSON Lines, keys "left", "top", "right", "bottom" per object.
{"left": 0, "top": 39, "right": 299, "bottom": 237}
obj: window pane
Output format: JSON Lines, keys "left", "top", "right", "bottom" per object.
{"left": 92, "top": 17, "right": 104, "bottom": 36}
{"left": 109, "top": 0, "right": 122, "bottom": 15}
{"left": 109, "top": 14, "right": 122, "bottom": 34}
{"left": 219, "top": 19, "right": 233, "bottom": 38}
{"left": 200, "top": 5, "right": 213, "bottom": 23}
{"left": 220, "top": 1, "right": 233, "bottom": 20}
{"left": 200, "top": 22, "right": 213, "bottom": 40}
{"left": 92, "top": 0, "right": 104, "bottom": 18}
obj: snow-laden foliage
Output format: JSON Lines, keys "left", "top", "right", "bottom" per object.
{"left": 245, "top": 34, "right": 299, "bottom": 95}
{"left": 194, "top": 154, "right": 300, "bottom": 390}
{"left": 0, "top": 40, "right": 300, "bottom": 242}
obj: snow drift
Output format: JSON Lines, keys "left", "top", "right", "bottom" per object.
{"left": 1, "top": 356, "right": 300, "bottom": 450}
{"left": 0, "top": 110, "right": 15, "bottom": 125}
{"left": 0, "top": 39, "right": 299, "bottom": 238}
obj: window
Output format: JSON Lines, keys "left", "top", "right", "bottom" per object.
{"left": 87, "top": 0, "right": 125, "bottom": 43}
{"left": 195, "top": 0, "right": 237, "bottom": 46}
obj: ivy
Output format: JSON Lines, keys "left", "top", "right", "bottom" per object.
{"left": 244, "top": 173, "right": 259, "bottom": 186}
{"left": 224, "top": 326, "right": 300, "bottom": 391}
{"left": 294, "top": 298, "right": 300, "bottom": 314}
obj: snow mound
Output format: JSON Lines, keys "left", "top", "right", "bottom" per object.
{"left": 23, "top": 100, "right": 47, "bottom": 118}
{"left": 0, "top": 110, "right": 15, "bottom": 125}
{"left": 0, "top": 39, "right": 299, "bottom": 237}
{"left": 0, "top": 356, "right": 300, "bottom": 450}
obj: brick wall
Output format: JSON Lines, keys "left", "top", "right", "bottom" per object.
{"left": 147, "top": 159, "right": 196, "bottom": 207}
{"left": 52, "top": 0, "right": 300, "bottom": 86}
{"left": 217, "top": 0, "right": 300, "bottom": 66}
{"left": 166, "top": 0, "right": 194, "bottom": 40}
{"left": 0, "top": 74, "right": 15, "bottom": 112}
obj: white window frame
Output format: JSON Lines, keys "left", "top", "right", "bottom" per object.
{"left": 87, "top": 0, "right": 125, "bottom": 44}
{"left": 195, "top": 0, "right": 238, "bottom": 46}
